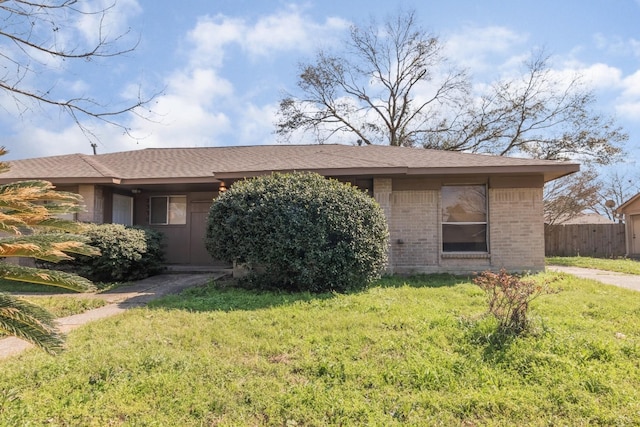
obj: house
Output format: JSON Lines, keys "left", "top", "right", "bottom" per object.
{"left": 0, "top": 144, "right": 578, "bottom": 274}
{"left": 616, "top": 193, "right": 640, "bottom": 258}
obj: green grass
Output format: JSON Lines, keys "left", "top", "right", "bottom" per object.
{"left": 0, "top": 273, "right": 638, "bottom": 425}
{"left": 547, "top": 256, "right": 640, "bottom": 275}
{"left": 18, "top": 296, "right": 106, "bottom": 318}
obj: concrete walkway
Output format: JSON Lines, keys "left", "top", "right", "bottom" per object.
{"left": 0, "top": 272, "right": 228, "bottom": 360}
{"left": 547, "top": 265, "right": 640, "bottom": 292}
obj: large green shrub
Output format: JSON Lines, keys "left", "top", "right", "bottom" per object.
{"left": 206, "top": 172, "right": 389, "bottom": 293}
{"left": 68, "top": 224, "right": 165, "bottom": 282}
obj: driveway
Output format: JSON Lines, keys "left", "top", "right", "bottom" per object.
{"left": 547, "top": 265, "right": 640, "bottom": 292}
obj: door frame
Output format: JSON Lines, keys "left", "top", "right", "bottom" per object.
{"left": 631, "top": 214, "right": 640, "bottom": 255}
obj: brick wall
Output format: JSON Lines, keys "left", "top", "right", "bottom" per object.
{"left": 489, "top": 188, "right": 545, "bottom": 272}
{"left": 375, "top": 181, "right": 545, "bottom": 275}
{"left": 389, "top": 190, "right": 439, "bottom": 271}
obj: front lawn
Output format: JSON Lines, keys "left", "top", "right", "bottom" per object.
{"left": 547, "top": 256, "right": 640, "bottom": 275}
{"left": 0, "top": 273, "right": 638, "bottom": 425}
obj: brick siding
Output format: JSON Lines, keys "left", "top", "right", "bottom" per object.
{"left": 376, "top": 182, "right": 545, "bottom": 275}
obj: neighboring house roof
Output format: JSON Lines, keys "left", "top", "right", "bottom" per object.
{"left": 556, "top": 213, "right": 616, "bottom": 225}
{"left": 0, "top": 144, "right": 579, "bottom": 185}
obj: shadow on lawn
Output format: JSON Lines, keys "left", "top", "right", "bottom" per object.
{"left": 376, "top": 273, "right": 472, "bottom": 289}
{"left": 147, "top": 279, "right": 336, "bottom": 312}
{"left": 148, "top": 274, "right": 471, "bottom": 312}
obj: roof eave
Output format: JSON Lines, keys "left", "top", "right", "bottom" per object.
{"left": 119, "top": 177, "right": 221, "bottom": 185}
{"left": 212, "top": 163, "right": 580, "bottom": 182}
{"left": 0, "top": 177, "right": 121, "bottom": 185}
{"left": 616, "top": 193, "right": 640, "bottom": 213}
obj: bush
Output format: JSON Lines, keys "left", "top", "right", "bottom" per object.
{"left": 205, "top": 172, "right": 388, "bottom": 293}
{"left": 473, "top": 269, "right": 559, "bottom": 335}
{"left": 68, "top": 224, "right": 165, "bottom": 282}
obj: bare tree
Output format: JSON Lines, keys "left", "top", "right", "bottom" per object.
{"left": 0, "top": 0, "right": 155, "bottom": 145}
{"left": 544, "top": 168, "right": 603, "bottom": 226}
{"left": 592, "top": 170, "right": 640, "bottom": 220}
{"left": 443, "top": 54, "right": 627, "bottom": 165}
{"left": 276, "top": 9, "right": 469, "bottom": 147}
{"left": 276, "top": 10, "right": 627, "bottom": 166}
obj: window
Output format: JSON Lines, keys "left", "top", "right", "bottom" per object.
{"left": 112, "top": 194, "right": 133, "bottom": 226}
{"left": 442, "top": 185, "right": 487, "bottom": 252}
{"left": 149, "top": 196, "right": 187, "bottom": 225}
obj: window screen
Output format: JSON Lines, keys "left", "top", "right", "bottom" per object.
{"left": 442, "top": 185, "right": 487, "bottom": 252}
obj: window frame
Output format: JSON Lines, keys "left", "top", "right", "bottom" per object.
{"left": 148, "top": 195, "right": 187, "bottom": 225}
{"left": 441, "top": 184, "right": 488, "bottom": 253}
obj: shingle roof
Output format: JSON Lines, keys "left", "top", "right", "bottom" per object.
{"left": 0, "top": 144, "right": 578, "bottom": 184}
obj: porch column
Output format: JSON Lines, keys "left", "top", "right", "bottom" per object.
{"left": 77, "top": 185, "right": 105, "bottom": 223}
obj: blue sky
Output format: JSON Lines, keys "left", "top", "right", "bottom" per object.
{"left": 1, "top": 0, "right": 639, "bottom": 171}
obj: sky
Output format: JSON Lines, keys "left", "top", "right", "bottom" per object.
{"left": 1, "top": 0, "right": 639, "bottom": 174}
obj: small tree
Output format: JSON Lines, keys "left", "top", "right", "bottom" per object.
{"left": 473, "top": 269, "right": 558, "bottom": 335}
{"left": 0, "top": 149, "right": 98, "bottom": 353}
{"left": 206, "top": 172, "right": 388, "bottom": 293}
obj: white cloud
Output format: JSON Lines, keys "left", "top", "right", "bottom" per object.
{"left": 186, "top": 7, "right": 349, "bottom": 69}
{"left": 616, "top": 70, "right": 640, "bottom": 120}
{"left": 3, "top": 125, "right": 98, "bottom": 160}
{"left": 621, "top": 70, "right": 640, "bottom": 98}
{"left": 552, "top": 60, "right": 640, "bottom": 121}
{"left": 76, "top": 0, "right": 143, "bottom": 47}
{"left": 168, "top": 68, "right": 234, "bottom": 106}
{"left": 594, "top": 33, "right": 640, "bottom": 59}
{"left": 187, "top": 15, "right": 246, "bottom": 68}
{"left": 236, "top": 103, "right": 279, "bottom": 145}
{"left": 244, "top": 9, "right": 349, "bottom": 57}
{"left": 578, "top": 63, "right": 623, "bottom": 90}
{"left": 445, "top": 26, "right": 529, "bottom": 71}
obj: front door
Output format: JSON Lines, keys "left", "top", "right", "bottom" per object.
{"left": 632, "top": 215, "right": 640, "bottom": 255}
{"left": 190, "top": 202, "right": 215, "bottom": 265}
{"left": 189, "top": 201, "right": 231, "bottom": 266}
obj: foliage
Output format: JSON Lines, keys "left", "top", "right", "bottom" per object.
{"left": 547, "top": 256, "right": 640, "bottom": 275}
{"left": 206, "top": 172, "right": 388, "bottom": 293}
{"left": 0, "top": 273, "right": 639, "bottom": 425}
{"left": 276, "top": 9, "right": 626, "bottom": 165}
{"left": 0, "top": 149, "right": 97, "bottom": 353}
{"left": 60, "top": 224, "right": 165, "bottom": 282}
{"left": 473, "top": 269, "right": 559, "bottom": 335}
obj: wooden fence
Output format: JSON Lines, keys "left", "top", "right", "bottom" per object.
{"left": 545, "top": 223, "right": 626, "bottom": 258}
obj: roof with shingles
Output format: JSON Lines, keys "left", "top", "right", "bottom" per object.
{"left": 0, "top": 144, "right": 578, "bottom": 183}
